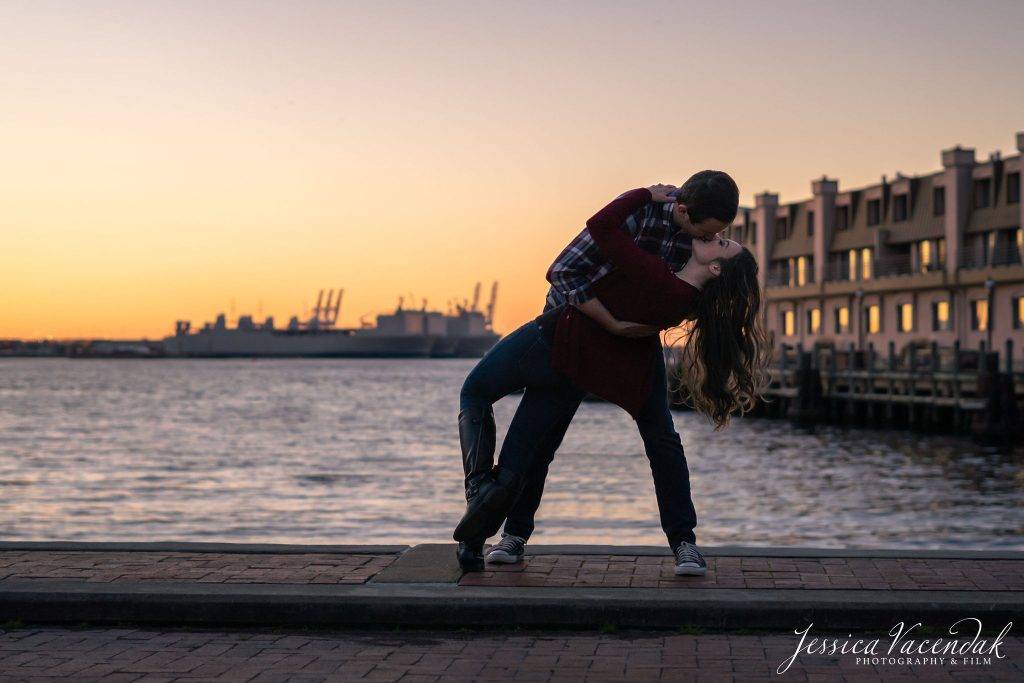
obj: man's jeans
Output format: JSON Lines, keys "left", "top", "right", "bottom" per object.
{"left": 459, "top": 320, "right": 584, "bottom": 483}
{"left": 501, "top": 331, "right": 699, "bottom": 550}
{"left": 460, "top": 315, "right": 699, "bottom": 550}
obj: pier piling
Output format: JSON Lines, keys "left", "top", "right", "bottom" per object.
{"left": 731, "top": 341, "right": 1023, "bottom": 441}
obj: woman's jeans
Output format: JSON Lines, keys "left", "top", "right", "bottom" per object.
{"left": 460, "top": 320, "right": 584, "bottom": 485}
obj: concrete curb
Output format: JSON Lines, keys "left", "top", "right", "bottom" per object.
{"left": 2, "top": 542, "right": 1021, "bottom": 560}
{"left": 0, "top": 580, "right": 1019, "bottom": 631}
{"left": 524, "top": 545, "right": 1024, "bottom": 560}
{"left": 0, "top": 542, "right": 409, "bottom": 555}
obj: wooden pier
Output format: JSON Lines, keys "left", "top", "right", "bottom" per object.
{"left": 669, "top": 341, "right": 1023, "bottom": 440}
{"left": 761, "top": 340, "right": 1021, "bottom": 439}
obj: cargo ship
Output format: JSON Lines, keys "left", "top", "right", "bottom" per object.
{"left": 162, "top": 284, "right": 500, "bottom": 358}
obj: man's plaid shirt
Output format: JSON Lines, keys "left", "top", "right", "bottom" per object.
{"left": 545, "top": 197, "right": 692, "bottom": 308}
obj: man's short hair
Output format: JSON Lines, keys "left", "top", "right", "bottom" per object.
{"left": 676, "top": 170, "right": 739, "bottom": 225}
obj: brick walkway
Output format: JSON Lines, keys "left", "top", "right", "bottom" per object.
{"left": 0, "top": 627, "right": 1020, "bottom": 682}
{"left": 1, "top": 544, "right": 1020, "bottom": 644}
{"left": 459, "top": 554, "right": 1024, "bottom": 590}
{"left": 5, "top": 548, "right": 1021, "bottom": 592}
{"left": 0, "top": 551, "right": 397, "bottom": 585}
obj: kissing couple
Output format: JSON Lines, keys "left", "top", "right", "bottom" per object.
{"left": 452, "top": 170, "right": 769, "bottom": 575}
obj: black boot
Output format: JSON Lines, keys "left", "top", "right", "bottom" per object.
{"left": 453, "top": 467, "right": 527, "bottom": 542}
{"left": 456, "top": 539, "right": 485, "bottom": 572}
{"left": 453, "top": 408, "right": 496, "bottom": 570}
{"left": 458, "top": 408, "right": 496, "bottom": 502}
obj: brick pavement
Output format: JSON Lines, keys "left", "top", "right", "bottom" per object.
{"left": 0, "top": 551, "right": 397, "bottom": 585}
{"left": 1, "top": 545, "right": 1021, "bottom": 634}
{"left": 0, "top": 626, "right": 1020, "bottom": 682}
{"left": 458, "top": 554, "right": 1024, "bottom": 591}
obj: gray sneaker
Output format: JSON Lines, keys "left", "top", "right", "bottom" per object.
{"left": 673, "top": 541, "right": 707, "bottom": 576}
{"left": 485, "top": 534, "right": 526, "bottom": 564}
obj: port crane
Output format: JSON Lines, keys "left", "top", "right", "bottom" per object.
{"left": 310, "top": 288, "right": 343, "bottom": 329}
{"left": 485, "top": 281, "right": 498, "bottom": 329}
{"left": 471, "top": 282, "right": 481, "bottom": 312}
{"left": 450, "top": 281, "right": 497, "bottom": 330}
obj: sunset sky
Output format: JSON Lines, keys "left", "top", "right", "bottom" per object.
{"left": 3, "top": 0, "right": 1024, "bottom": 339}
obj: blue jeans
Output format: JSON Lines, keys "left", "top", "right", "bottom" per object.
{"left": 500, "top": 317, "right": 699, "bottom": 549}
{"left": 459, "top": 320, "right": 585, "bottom": 482}
{"left": 461, "top": 316, "right": 699, "bottom": 550}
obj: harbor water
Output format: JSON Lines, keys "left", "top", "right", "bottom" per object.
{"left": 1, "top": 358, "right": 1021, "bottom": 549}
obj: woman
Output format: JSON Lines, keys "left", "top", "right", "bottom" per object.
{"left": 453, "top": 185, "right": 769, "bottom": 572}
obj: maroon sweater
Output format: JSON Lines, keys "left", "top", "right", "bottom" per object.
{"left": 547, "top": 188, "right": 700, "bottom": 417}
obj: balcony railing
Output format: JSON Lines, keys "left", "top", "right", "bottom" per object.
{"left": 874, "top": 254, "right": 944, "bottom": 278}
{"left": 767, "top": 270, "right": 815, "bottom": 287}
{"left": 798, "top": 246, "right": 1021, "bottom": 283}
{"left": 825, "top": 261, "right": 851, "bottom": 282}
{"left": 874, "top": 254, "right": 911, "bottom": 278}
{"left": 961, "top": 246, "right": 1023, "bottom": 269}
{"left": 771, "top": 340, "right": 1023, "bottom": 375}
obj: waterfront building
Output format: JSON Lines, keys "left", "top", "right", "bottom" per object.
{"left": 724, "top": 132, "right": 1024, "bottom": 365}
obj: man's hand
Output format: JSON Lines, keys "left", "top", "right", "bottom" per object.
{"left": 609, "top": 320, "right": 662, "bottom": 338}
{"left": 647, "top": 184, "right": 680, "bottom": 203}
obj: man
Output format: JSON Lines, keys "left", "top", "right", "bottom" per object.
{"left": 484, "top": 170, "right": 739, "bottom": 576}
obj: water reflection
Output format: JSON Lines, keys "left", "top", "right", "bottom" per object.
{"left": 0, "top": 358, "right": 1020, "bottom": 549}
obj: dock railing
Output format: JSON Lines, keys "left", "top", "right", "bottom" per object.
{"left": 796, "top": 340, "right": 1016, "bottom": 436}
{"left": 666, "top": 339, "right": 1022, "bottom": 438}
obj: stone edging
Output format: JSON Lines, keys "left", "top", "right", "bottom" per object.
{"left": 0, "top": 541, "right": 409, "bottom": 555}
{"left": 0, "top": 541, "right": 1021, "bottom": 560}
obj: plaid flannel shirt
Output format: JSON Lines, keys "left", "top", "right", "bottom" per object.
{"left": 545, "top": 196, "right": 692, "bottom": 308}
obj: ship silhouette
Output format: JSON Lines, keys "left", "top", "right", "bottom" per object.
{"left": 163, "top": 283, "right": 499, "bottom": 358}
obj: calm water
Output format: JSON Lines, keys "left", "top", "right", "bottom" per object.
{"left": 1, "top": 358, "right": 1022, "bottom": 549}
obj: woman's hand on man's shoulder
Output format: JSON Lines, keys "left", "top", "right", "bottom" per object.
{"left": 646, "top": 184, "right": 679, "bottom": 203}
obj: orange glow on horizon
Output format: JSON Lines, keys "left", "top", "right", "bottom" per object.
{"left": 3, "top": 2, "right": 1023, "bottom": 340}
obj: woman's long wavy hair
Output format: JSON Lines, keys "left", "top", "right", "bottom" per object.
{"left": 666, "top": 247, "right": 771, "bottom": 430}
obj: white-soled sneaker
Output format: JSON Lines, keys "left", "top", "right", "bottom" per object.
{"left": 673, "top": 541, "right": 707, "bottom": 576}
{"left": 485, "top": 534, "right": 526, "bottom": 564}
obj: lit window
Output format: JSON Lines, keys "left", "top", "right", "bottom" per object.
{"left": 898, "top": 303, "right": 914, "bottom": 332}
{"left": 835, "top": 306, "right": 850, "bottom": 333}
{"left": 848, "top": 250, "right": 858, "bottom": 282}
{"left": 782, "top": 310, "right": 795, "bottom": 336}
{"left": 937, "top": 238, "right": 946, "bottom": 267}
{"left": 932, "top": 300, "right": 951, "bottom": 332}
{"left": 919, "top": 240, "right": 932, "bottom": 272}
{"left": 796, "top": 256, "right": 807, "bottom": 286}
{"left": 861, "top": 248, "right": 873, "bottom": 280}
{"left": 986, "top": 232, "right": 997, "bottom": 265}
{"left": 866, "top": 304, "right": 881, "bottom": 334}
{"left": 971, "top": 300, "right": 988, "bottom": 331}
{"left": 1013, "top": 296, "right": 1023, "bottom": 330}
{"left": 807, "top": 308, "right": 821, "bottom": 334}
